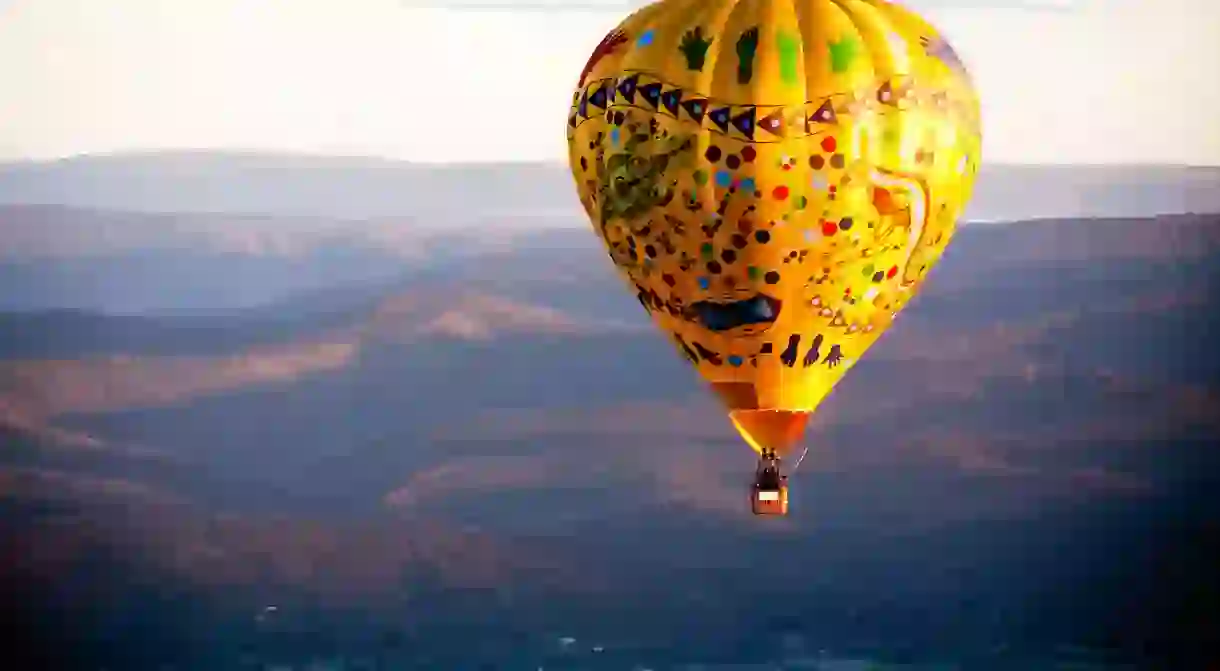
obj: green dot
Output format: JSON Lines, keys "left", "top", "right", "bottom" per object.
{"left": 862, "top": 263, "right": 875, "bottom": 276}
{"left": 797, "top": 196, "right": 807, "bottom": 209}
{"left": 693, "top": 170, "right": 708, "bottom": 185}
{"left": 701, "top": 243, "right": 714, "bottom": 258}
{"left": 748, "top": 266, "right": 761, "bottom": 280}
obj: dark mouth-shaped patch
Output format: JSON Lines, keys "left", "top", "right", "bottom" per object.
{"left": 687, "top": 294, "right": 782, "bottom": 332}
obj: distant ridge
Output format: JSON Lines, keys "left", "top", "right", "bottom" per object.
{"left": 2, "top": 150, "right": 1218, "bottom": 221}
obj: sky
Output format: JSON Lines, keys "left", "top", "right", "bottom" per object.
{"left": 0, "top": 0, "right": 1216, "bottom": 165}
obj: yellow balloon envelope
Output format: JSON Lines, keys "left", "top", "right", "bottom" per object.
{"left": 566, "top": 0, "right": 982, "bottom": 457}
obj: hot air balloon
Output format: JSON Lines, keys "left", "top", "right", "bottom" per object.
{"left": 566, "top": 0, "right": 981, "bottom": 515}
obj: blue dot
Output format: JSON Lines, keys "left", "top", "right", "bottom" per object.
{"left": 638, "top": 30, "right": 655, "bottom": 46}
{"left": 728, "top": 355, "right": 743, "bottom": 367}
{"left": 715, "top": 170, "right": 733, "bottom": 187}
{"left": 611, "top": 128, "right": 621, "bottom": 145}
{"left": 698, "top": 277, "right": 710, "bottom": 289}
{"left": 739, "top": 177, "right": 756, "bottom": 192}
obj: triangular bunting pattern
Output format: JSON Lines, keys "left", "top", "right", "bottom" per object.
{"left": 758, "top": 109, "right": 785, "bottom": 137}
{"left": 660, "top": 88, "right": 682, "bottom": 116}
{"left": 639, "top": 82, "right": 663, "bottom": 109}
{"left": 681, "top": 97, "right": 708, "bottom": 123}
{"left": 809, "top": 99, "right": 836, "bottom": 124}
{"left": 731, "top": 107, "right": 756, "bottom": 140}
{"left": 588, "top": 85, "right": 608, "bottom": 110}
{"left": 616, "top": 74, "right": 639, "bottom": 103}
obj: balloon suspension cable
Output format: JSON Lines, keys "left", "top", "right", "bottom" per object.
{"left": 789, "top": 444, "right": 811, "bottom": 475}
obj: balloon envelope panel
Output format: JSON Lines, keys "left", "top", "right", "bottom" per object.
{"left": 567, "top": 0, "right": 981, "bottom": 455}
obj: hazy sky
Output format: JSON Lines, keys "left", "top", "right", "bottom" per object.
{"left": 0, "top": 0, "right": 1216, "bottom": 165}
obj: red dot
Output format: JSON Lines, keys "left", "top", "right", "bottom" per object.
{"left": 773, "top": 185, "right": 789, "bottom": 200}
{"left": 821, "top": 136, "right": 837, "bottom": 153}
{"left": 741, "top": 146, "right": 756, "bottom": 162}
{"left": 782, "top": 163, "right": 792, "bottom": 171}
{"left": 887, "top": 265, "right": 898, "bottom": 278}
{"left": 821, "top": 220, "right": 837, "bottom": 236}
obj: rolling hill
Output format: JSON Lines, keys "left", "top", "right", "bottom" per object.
{"left": 1, "top": 213, "right": 1217, "bottom": 668}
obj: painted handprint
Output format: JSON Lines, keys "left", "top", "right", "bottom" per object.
{"left": 802, "top": 334, "right": 823, "bottom": 368}
{"left": 780, "top": 334, "right": 800, "bottom": 367}
{"left": 736, "top": 26, "right": 759, "bottom": 84}
{"left": 824, "top": 344, "right": 844, "bottom": 368}
{"left": 776, "top": 30, "right": 800, "bottom": 85}
{"left": 679, "top": 27, "right": 713, "bottom": 72}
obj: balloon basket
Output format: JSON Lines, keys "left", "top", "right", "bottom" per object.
{"left": 750, "top": 477, "right": 789, "bottom": 516}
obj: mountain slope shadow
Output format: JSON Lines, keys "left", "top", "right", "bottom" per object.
{"left": 2, "top": 213, "right": 1219, "bottom": 667}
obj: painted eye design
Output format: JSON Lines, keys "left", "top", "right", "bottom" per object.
{"left": 687, "top": 294, "right": 782, "bottom": 332}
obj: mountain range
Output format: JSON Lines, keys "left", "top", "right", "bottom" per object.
{"left": 2, "top": 153, "right": 1219, "bottom": 316}
{"left": 4, "top": 152, "right": 1220, "bottom": 222}
{"left": 1, "top": 182, "right": 1217, "bottom": 669}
